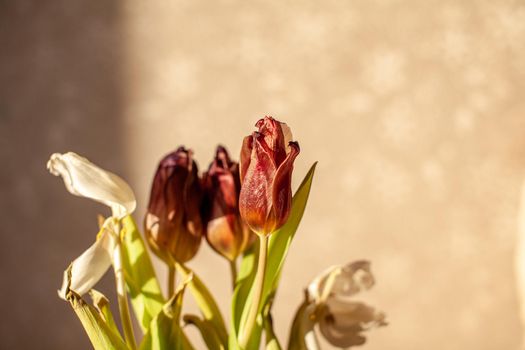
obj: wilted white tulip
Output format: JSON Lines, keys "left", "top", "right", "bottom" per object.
{"left": 47, "top": 152, "right": 136, "bottom": 299}
{"left": 290, "top": 261, "right": 386, "bottom": 349}
{"left": 309, "top": 261, "right": 386, "bottom": 348}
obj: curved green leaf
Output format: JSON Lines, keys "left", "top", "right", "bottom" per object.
{"left": 68, "top": 292, "right": 128, "bottom": 350}
{"left": 183, "top": 314, "right": 226, "bottom": 350}
{"left": 175, "top": 263, "right": 228, "bottom": 348}
{"left": 120, "top": 215, "right": 164, "bottom": 332}
{"left": 139, "top": 275, "right": 193, "bottom": 350}
{"left": 89, "top": 289, "right": 120, "bottom": 337}
{"left": 264, "top": 162, "right": 317, "bottom": 301}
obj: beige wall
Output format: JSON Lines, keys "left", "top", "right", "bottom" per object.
{"left": 3, "top": 0, "right": 525, "bottom": 349}
{"left": 1, "top": 2, "right": 125, "bottom": 349}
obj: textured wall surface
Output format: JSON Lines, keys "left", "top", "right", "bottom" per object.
{"left": 2, "top": 1, "right": 525, "bottom": 349}
{"left": 0, "top": 1, "right": 127, "bottom": 349}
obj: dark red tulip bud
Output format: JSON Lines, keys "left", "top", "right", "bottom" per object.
{"left": 202, "top": 146, "right": 255, "bottom": 261}
{"left": 239, "top": 116, "right": 300, "bottom": 235}
{"left": 144, "top": 147, "right": 203, "bottom": 264}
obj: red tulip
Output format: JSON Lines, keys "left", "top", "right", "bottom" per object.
{"left": 202, "top": 146, "right": 254, "bottom": 261}
{"left": 239, "top": 116, "right": 300, "bottom": 235}
{"left": 144, "top": 147, "right": 203, "bottom": 264}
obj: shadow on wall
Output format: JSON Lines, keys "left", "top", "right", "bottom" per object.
{"left": 0, "top": 2, "right": 125, "bottom": 349}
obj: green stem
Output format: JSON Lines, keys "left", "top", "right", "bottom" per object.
{"left": 113, "top": 237, "right": 137, "bottom": 350}
{"left": 168, "top": 265, "right": 176, "bottom": 297}
{"left": 229, "top": 259, "right": 238, "bottom": 291}
{"left": 239, "top": 234, "right": 268, "bottom": 349}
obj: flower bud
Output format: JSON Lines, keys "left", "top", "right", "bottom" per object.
{"left": 202, "top": 146, "right": 254, "bottom": 261}
{"left": 239, "top": 116, "right": 300, "bottom": 235}
{"left": 144, "top": 147, "right": 203, "bottom": 264}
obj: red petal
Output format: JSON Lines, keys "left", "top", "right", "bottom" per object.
{"left": 239, "top": 135, "right": 253, "bottom": 184}
{"left": 269, "top": 141, "right": 300, "bottom": 230}
{"left": 256, "top": 116, "right": 289, "bottom": 166}
{"left": 239, "top": 135, "right": 277, "bottom": 235}
{"left": 205, "top": 214, "right": 236, "bottom": 260}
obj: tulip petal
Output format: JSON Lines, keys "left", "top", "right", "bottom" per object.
{"left": 255, "top": 117, "right": 292, "bottom": 165}
{"left": 239, "top": 135, "right": 253, "bottom": 183}
{"left": 239, "top": 133, "right": 277, "bottom": 234}
{"left": 308, "top": 260, "right": 374, "bottom": 303}
{"left": 206, "top": 216, "right": 235, "bottom": 259}
{"left": 319, "top": 299, "right": 386, "bottom": 348}
{"left": 280, "top": 123, "right": 294, "bottom": 153}
{"left": 269, "top": 141, "right": 300, "bottom": 231}
{"left": 206, "top": 215, "right": 248, "bottom": 261}
{"left": 58, "top": 220, "right": 117, "bottom": 300}
{"left": 216, "top": 167, "right": 238, "bottom": 214}
{"left": 47, "top": 152, "right": 136, "bottom": 218}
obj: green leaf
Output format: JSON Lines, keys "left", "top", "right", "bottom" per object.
{"left": 175, "top": 263, "right": 228, "bottom": 348}
{"left": 120, "top": 215, "right": 164, "bottom": 332}
{"left": 230, "top": 162, "right": 317, "bottom": 349}
{"left": 89, "top": 289, "right": 120, "bottom": 337}
{"left": 231, "top": 242, "right": 256, "bottom": 327}
{"left": 183, "top": 314, "right": 226, "bottom": 350}
{"left": 139, "top": 275, "right": 194, "bottom": 350}
{"left": 264, "top": 162, "right": 317, "bottom": 302}
{"left": 229, "top": 241, "right": 264, "bottom": 350}
{"left": 68, "top": 292, "right": 128, "bottom": 350}
{"left": 229, "top": 242, "right": 255, "bottom": 349}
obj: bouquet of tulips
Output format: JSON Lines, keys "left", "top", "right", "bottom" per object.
{"left": 48, "top": 117, "right": 386, "bottom": 350}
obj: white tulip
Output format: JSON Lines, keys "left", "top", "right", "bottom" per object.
{"left": 304, "top": 261, "right": 386, "bottom": 349}
{"left": 48, "top": 152, "right": 136, "bottom": 299}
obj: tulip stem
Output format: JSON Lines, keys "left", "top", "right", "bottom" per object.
{"left": 168, "top": 265, "right": 176, "bottom": 297}
{"left": 229, "top": 260, "right": 238, "bottom": 290}
{"left": 239, "top": 234, "right": 268, "bottom": 349}
{"left": 113, "top": 228, "right": 137, "bottom": 350}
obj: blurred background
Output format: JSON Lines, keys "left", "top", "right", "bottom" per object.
{"left": 2, "top": 0, "right": 525, "bottom": 349}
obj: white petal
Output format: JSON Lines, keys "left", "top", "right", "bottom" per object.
{"left": 307, "top": 265, "right": 339, "bottom": 302}
{"left": 58, "top": 221, "right": 117, "bottom": 300}
{"left": 326, "top": 299, "right": 386, "bottom": 330}
{"left": 318, "top": 299, "right": 386, "bottom": 348}
{"left": 332, "top": 261, "right": 374, "bottom": 297}
{"left": 307, "top": 260, "right": 374, "bottom": 303}
{"left": 47, "top": 152, "right": 136, "bottom": 218}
